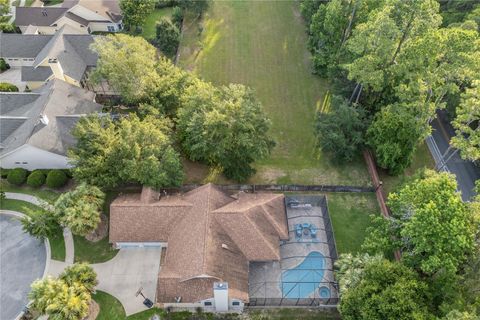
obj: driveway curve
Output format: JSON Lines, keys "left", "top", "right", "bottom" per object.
{"left": 0, "top": 213, "right": 47, "bottom": 320}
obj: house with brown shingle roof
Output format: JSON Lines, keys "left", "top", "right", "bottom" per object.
{"left": 109, "top": 184, "right": 289, "bottom": 311}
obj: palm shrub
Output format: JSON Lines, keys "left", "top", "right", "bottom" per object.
{"left": 21, "top": 208, "right": 58, "bottom": 240}
{"left": 27, "top": 170, "right": 46, "bottom": 188}
{"left": 60, "top": 263, "right": 98, "bottom": 293}
{"left": 46, "top": 169, "right": 68, "bottom": 188}
{"left": 7, "top": 168, "right": 28, "bottom": 185}
{"left": 53, "top": 183, "right": 105, "bottom": 236}
{"left": 29, "top": 276, "right": 91, "bottom": 320}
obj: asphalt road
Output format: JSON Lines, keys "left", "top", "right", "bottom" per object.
{"left": 427, "top": 110, "right": 480, "bottom": 201}
{"left": 0, "top": 214, "right": 46, "bottom": 320}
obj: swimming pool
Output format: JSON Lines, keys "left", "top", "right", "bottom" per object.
{"left": 281, "top": 251, "right": 329, "bottom": 298}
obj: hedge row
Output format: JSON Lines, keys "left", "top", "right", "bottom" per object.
{"left": 2, "top": 168, "right": 70, "bottom": 189}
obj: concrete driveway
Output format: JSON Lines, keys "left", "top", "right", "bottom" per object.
{"left": 0, "top": 214, "right": 46, "bottom": 320}
{"left": 0, "top": 67, "right": 27, "bottom": 91}
{"left": 91, "top": 247, "right": 162, "bottom": 316}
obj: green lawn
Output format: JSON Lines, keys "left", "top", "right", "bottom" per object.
{"left": 92, "top": 291, "right": 126, "bottom": 320}
{"left": 0, "top": 180, "right": 61, "bottom": 204}
{"left": 0, "top": 198, "right": 66, "bottom": 261}
{"left": 140, "top": 7, "right": 174, "bottom": 40}
{"left": 328, "top": 193, "right": 379, "bottom": 254}
{"left": 178, "top": 1, "right": 370, "bottom": 186}
{"left": 74, "top": 235, "right": 118, "bottom": 263}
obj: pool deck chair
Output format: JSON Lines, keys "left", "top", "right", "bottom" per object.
{"left": 295, "top": 224, "right": 303, "bottom": 238}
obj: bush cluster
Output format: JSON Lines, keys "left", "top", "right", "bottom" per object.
{"left": 0, "top": 82, "right": 18, "bottom": 92}
{"left": 7, "top": 168, "right": 28, "bottom": 185}
{"left": 0, "top": 58, "right": 10, "bottom": 72}
{"left": 27, "top": 170, "right": 46, "bottom": 188}
{"left": 46, "top": 170, "right": 68, "bottom": 188}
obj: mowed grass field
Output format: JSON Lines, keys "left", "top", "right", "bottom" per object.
{"left": 178, "top": 0, "right": 370, "bottom": 186}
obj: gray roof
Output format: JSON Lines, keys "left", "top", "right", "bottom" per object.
{"left": 32, "top": 26, "right": 97, "bottom": 82}
{"left": 14, "top": 7, "right": 68, "bottom": 27}
{"left": 0, "top": 33, "right": 53, "bottom": 58}
{"left": 64, "top": 11, "right": 89, "bottom": 25}
{"left": 21, "top": 66, "right": 53, "bottom": 82}
{"left": 0, "top": 80, "right": 102, "bottom": 156}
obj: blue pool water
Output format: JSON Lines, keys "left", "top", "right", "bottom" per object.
{"left": 281, "top": 251, "right": 329, "bottom": 298}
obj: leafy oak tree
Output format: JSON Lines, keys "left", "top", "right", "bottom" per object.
{"left": 90, "top": 34, "right": 161, "bottom": 104}
{"left": 69, "top": 114, "right": 184, "bottom": 188}
{"left": 315, "top": 95, "right": 367, "bottom": 161}
{"left": 365, "top": 170, "right": 478, "bottom": 277}
{"left": 120, "top": 0, "right": 155, "bottom": 31}
{"left": 177, "top": 81, "right": 275, "bottom": 181}
{"left": 53, "top": 183, "right": 105, "bottom": 236}
{"left": 345, "top": 0, "right": 441, "bottom": 93}
{"left": 339, "top": 258, "right": 432, "bottom": 320}
{"left": 0, "top": 0, "right": 9, "bottom": 15}
{"left": 367, "top": 102, "right": 431, "bottom": 174}
{"left": 452, "top": 81, "right": 480, "bottom": 162}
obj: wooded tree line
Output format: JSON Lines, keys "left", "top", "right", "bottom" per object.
{"left": 70, "top": 34, "right": 274, "bottom": 188}
{"left": 303, "top": 0, "right": 480, "bottom": 175}
{"left": 335, "top": 170, "right": 480, "bottom": 319}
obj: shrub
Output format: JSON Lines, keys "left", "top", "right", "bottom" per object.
{"left": 0, "top": 23, "right": 15, "bottom": 33}
{"left": 27, "top": 170, "right": 46, "bottom": 188}
{"left": 7, "top": 168, "right": 28, "bottom": 185}
{"left": 0, "top": 167, "right": 10, "bottom": 178}
{"left": 155, "top": 17, "right": 180, "bottom": 56}
{"left": 0, "top": 58, "right": 9, "bottom": 71}
{"left": 46, "top": 170, "right": 68, "bottom": 188}
{"left": 21, "top": 209, "right": 58, "bottom": 240}
{"left": 0, "top": 82, "right": 19, "bottom": 92}
{"left": 171, "top": 6, "right": 184, "bottom": 28}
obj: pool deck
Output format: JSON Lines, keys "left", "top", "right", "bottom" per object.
{"left": 248, "top": 195, "right": 338, "bottom": 305}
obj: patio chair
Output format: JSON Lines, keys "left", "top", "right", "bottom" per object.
{"left": 302, "top": 223, "right": 310, "bottom": 229}
{"left": 295, "top": 224, "right": 303, "bottom": 237}
{"left": 310, "top": 227, "right": 317, "bottom": 238}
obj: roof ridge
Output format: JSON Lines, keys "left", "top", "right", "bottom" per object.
{"left": 244, "top": 212, "right": 280, "bottom": 260}
{"left": 201, "top": 184, "right": 213, "bottom": 273}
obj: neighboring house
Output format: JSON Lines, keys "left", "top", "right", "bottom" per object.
{"left": 0, "top": 25, "right": 97, "bottom": 89}
{"left": 110, "top": 184, "right": 289, "bottom": 312}
{"left": 0, "top": 79, "right": 102, "bottom": 170}
{"left": 15, "top": 0, "right": 122, "bottom": 34}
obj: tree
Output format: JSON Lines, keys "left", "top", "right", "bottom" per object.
{"left": 60, "top": 263, "right": 98, "bottom": 293}
{"left": 300, "top": 0, "right": 322, "bottom": 26}
{"left": 339, "top": 259, "right": 432, "bottom": 320}
{"left": 368, "top": 170, "right": 478, "bottom": 276}
{"left": 345, "top": 0, "right": 441, "bottom": 92}
{"left": 119, "top": 0, "right": 155, "bottom": 31}
{"left": 451, "top": 81, "right": 480, "bottom": 162}
{"left": 53, "top": 183, "right": 105, "bottom": 236}
{"left": 178, "top": 0, "right": 209, "bottom": 17}
{"left": 177, "top": 82, "right": 275, "bottom": 181}
{"left": 29, "top": 277, "right": 91, "bottom": 320}
{"left": 334, "top": 253, "right": 383, "bottom": 296}
{"left": 90, "top": 34, "right": 161, "bottom": 104}
{"left": 155, "top": 17, "right": 180, "bottom": 57}
{"left": 315, "top": 94, "right": 367, "bottom": 161}
{"left": 21, "top": 208, "right": 58, "bottom": 240}
{"left": 367, "top": 102, "right": 431, "bottom": 174}
{"left": 308, "top": 0, "right": 381, "bottom": 75}
{"left": 69, "top": 114, "right": 184, "bottom": 189}
{"left": 0, "top": 0, "right": 9, "bottom": 16}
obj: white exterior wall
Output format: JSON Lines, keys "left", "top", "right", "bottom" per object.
{"left": 0, "top": 145, "right": 71, "bottom": 170}
{"left": 88, "top": 21, "right": 122, "bottom": 32}
{"left": 2, "top": 57, "right": 34, "bottom": 67}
